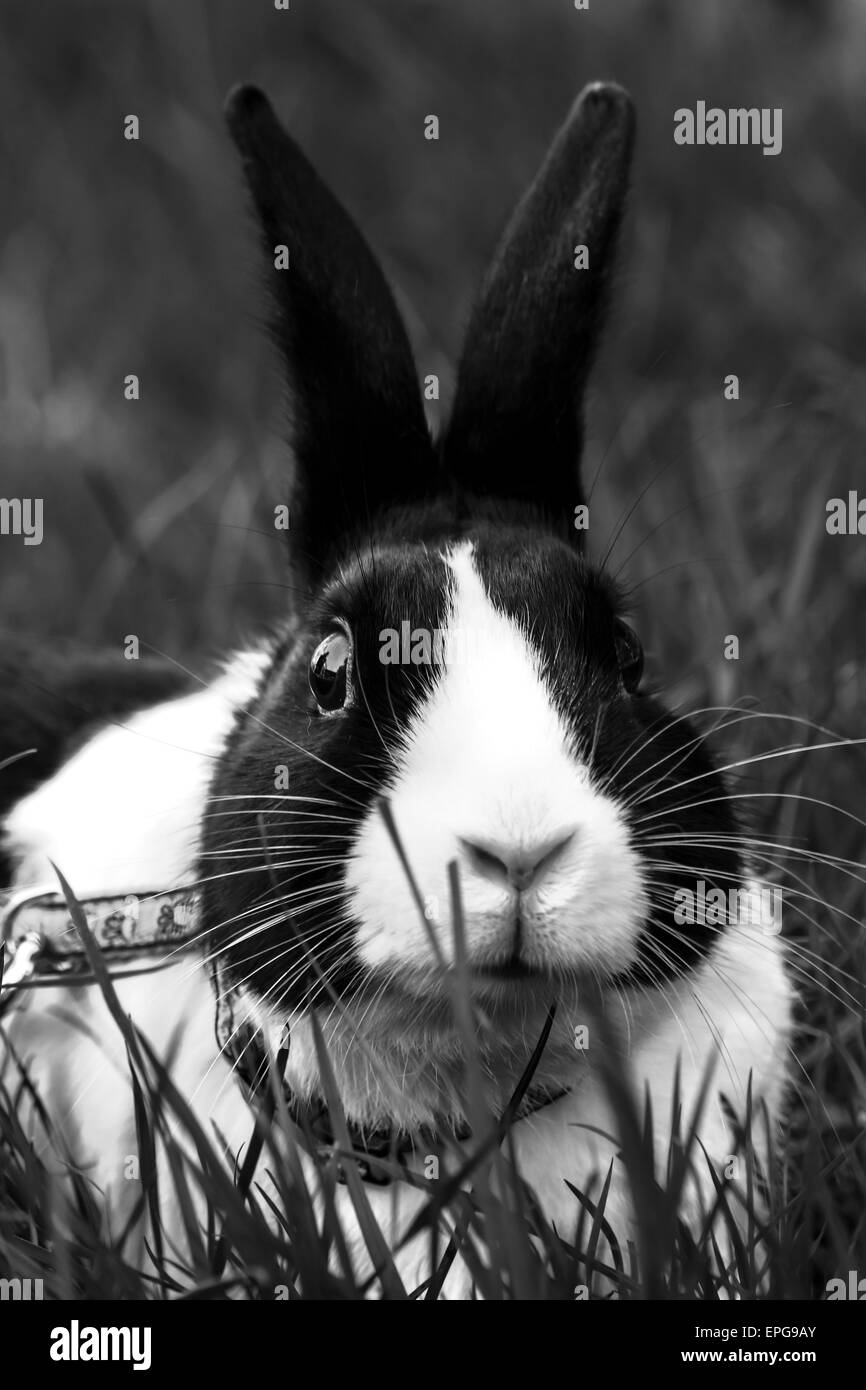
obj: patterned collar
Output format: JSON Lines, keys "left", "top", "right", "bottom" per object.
{"left": 0, "top": 884, "right": 201, "bottom": 1008}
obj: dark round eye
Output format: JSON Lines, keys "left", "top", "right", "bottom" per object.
{"left": 614, "top": 619, "right": 643, "bottom": 693}
{"left": 309, "top": 630, "right": 351, "bottom": 712}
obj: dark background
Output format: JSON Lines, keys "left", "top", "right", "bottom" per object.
{"left": 1, "top": 0, "right": 863, "bottom": 676}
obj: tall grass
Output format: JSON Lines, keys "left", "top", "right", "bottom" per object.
{"left": 0, "top": 839, "right": 858, "bottom": 1301}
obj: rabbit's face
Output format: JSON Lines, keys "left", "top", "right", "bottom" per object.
{"left": 345, "top": 531, "right": 646, "bottom": 998}
{"left": 205, "top": 83, "right": 740, "bottom": 1020}
{"left": 205, "top": 516, "right": 740, "bottom": 1015}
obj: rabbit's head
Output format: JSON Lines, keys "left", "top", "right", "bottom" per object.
{"left": 202, "top": 84, "right": 740, "bottom": 1027}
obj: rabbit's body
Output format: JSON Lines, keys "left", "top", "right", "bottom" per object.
{"left": 1, "top": 81, "right": 795, "bottom": 1294}
{"left": 2, "top": 634, "right": 791, "bottom": 1291}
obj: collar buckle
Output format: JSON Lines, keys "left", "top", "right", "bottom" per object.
{"left": 0, "top": 883, "right": 59, "bottom": 1010}
{"left": 0, "top": 883, "right": 202, "bottom": 1013}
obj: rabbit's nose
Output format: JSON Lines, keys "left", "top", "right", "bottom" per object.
{"left": 458, "top": 830, "right": 576, "bottom": 892}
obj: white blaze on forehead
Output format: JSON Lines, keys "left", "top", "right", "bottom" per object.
{"left": 346, "top": 541, "right": 647, "bottom": 980}
{"left": 421, "top": 541, "right": 576, "bottom": 800}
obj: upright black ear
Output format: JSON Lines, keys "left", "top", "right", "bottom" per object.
{"left": 226, "top": 85, "right": 435, "bottom": 572}
{"left": 443, "top": 83, "right": 635, "bottom": 527}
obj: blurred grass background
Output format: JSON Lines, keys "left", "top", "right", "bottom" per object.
{"left": 0, "top": 0, "right": 865, "bottom": 1290}
{"left": 0, "top": 0, "right": 864, "bottom": 674}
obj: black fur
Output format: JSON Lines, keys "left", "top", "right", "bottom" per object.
{"left": 226, "top": 81, "right": 634, "bottom": 565}
{"left": 225, "top": 84, "right": 437, "bottom": 576}
{"left": 444, "top": 84, "right": 635, "bottom": 527}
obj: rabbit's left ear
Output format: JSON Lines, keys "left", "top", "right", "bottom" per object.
{"left": 443, "top": 83, "right": 635, "bottom": 527}
{"left": 226, "top": 85, "right": 435, "bottom": 574}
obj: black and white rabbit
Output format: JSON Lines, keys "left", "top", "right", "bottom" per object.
{"left": 0, "top": 82, "right": 792, "bottom": 1295}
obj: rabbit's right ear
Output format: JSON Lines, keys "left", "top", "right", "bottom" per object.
{"left": 443, "top": 83, "right": 635, "bottom": 530}
{"left": 226, "top": 86, "right": 435, "bottom": 574}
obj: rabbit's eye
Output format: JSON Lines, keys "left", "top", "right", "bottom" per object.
{"left": 309, "top": 630, "right": 351, "bottom": 712}
{"left": 614, "top": 619, "right": 643, "bottom": 693}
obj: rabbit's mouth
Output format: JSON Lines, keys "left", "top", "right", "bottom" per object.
{"left": 472, "top": 954, "right": 538, "bottom": 982}
{"left": 468, "top": 908, "right": 550, "bottom": 982}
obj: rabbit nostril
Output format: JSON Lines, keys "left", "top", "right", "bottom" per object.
{"left": 463, "top": 842, "right": 505, "bottom": 876}
{"left": 458, "top": 830, "right": 576, "bottom": 892}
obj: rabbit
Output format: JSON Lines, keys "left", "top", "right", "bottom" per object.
{"left": 0, "top": 81, "right": 793, "bottom": 1297}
